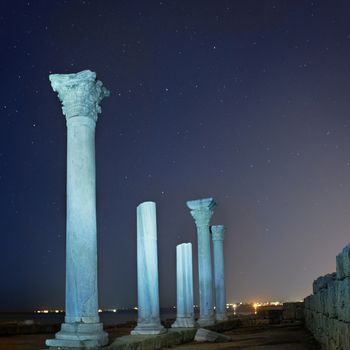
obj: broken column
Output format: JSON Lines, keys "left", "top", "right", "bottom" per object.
{"left": 211, "top": 225, "right": 228, "bottom": 321}
{"left": 46, "top": 70, "right": 109, "bottom": 348}
{"left": 131, "top": 201, "right": 165, "bottom": 335}
{"left": 186, "top": 197, "right": 216, "bottom": 326}
{"left": 172, "top": 243, "right": 196, "bottom": 328}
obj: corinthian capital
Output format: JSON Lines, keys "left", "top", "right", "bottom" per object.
{"left": 186, "top": 197, "right": 216, "bottom": 227}
{"left": 49, "top": 70, "right": 109, "bottom": 121}
{"left": 211, "top": 225, "right": 225, "bottom": 241}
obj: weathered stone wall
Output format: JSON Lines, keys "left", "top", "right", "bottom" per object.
{"left": 304, "top": 244, "right": 350, "bottom": 349}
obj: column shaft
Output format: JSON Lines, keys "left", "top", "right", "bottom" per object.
{"left": 186, "top": 198, "right": 216, "bottom": 326}
{"left": 197, "top": 222, "right": 214, "bottom": 321}
{"left": 212, "top": 225, "right": 227, "bottom": 321}
{"left": 173, "top": 243, "right": 195, "bottom": 328}
{"left": 131, "top": 201, "right": 165, "bottom": 335}
{"left": 65, "top": 117, "right": 98, "bottom": 323}
{"left": 46, "top": 70, "right": 109, "bottom": 349}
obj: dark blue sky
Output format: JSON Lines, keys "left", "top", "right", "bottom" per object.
{"left": 1, "top": 0, "right": 350, "bottom": 311}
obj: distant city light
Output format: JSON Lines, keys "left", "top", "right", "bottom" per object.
{"left": 34, "top": 309, "right": 64, "bottom": 314}
{"left": 33, "top": 301, "right": 284, "bottom": 317}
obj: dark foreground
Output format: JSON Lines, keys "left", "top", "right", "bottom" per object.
{"left": 175, "top": 323, "right": 320, "bottom": 350}
{"left": 0, "top": 323, "right": 132, "bottom": 350}
{"left": 0, "top": 322, "right": 319, "bottom": 350}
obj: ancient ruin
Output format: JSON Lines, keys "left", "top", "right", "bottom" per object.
{"left": 172, "top": 243, "right": 196, "bottom": 328}
{"left": 211, "top": 225, "right": 228, "bottom": 321}
{"left": 186, "top": 197, "right": 216, "bottom": 326}
{"left": 44, "top": 71, "right": 230, "bottom": 347}
{"left": 305, "top": 243, "right": 350, "bottom": 349}
{"left": 131, "top": 201, "right": 165, "bottom": 335}
{"left": 45, "top": 70, "right": 109, "bottom": 348}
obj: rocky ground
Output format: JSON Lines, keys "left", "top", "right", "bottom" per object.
{"left": 174, "top": 323, "right": 320, "bottom": 350}
{"left": 0, "top": 322, "right": 319, "bottom": 350}
{"left": 0, "top": 323, "right": 132, "bottom": 350}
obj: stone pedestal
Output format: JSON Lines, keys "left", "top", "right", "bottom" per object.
{"left": 172, "top": 243, "right": 196, "bottom": 328}
{"left": 186, "top": 198, "right": 216, "bottom": 326}
{"left": 45, "top": 70, "right": 109, "bottom": 348}
{"left": 211, "top": 225, "right": 228, "bottom": 321}
{"left": 131, "top": 201, "right": 165, "bottom": 335}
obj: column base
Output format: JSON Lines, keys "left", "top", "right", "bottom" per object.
{"left": 172, "top": 317, "right": 197, "bottom": 328}
{"left": 131, "top": 322, "right": 166, "bottom": 335}
{"left": 215, "top": 313, "right": 228, "bottom": 321}
{"left": 197, "top": 316, "right": 215, "bottom": 327}
{"left": 45, "top": 322, "right": 108, "bottom": 349}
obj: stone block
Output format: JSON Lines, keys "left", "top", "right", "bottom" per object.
{"left": 45, "top": 322, "right": 108, "bottom": 348}
{"left": 307, "top": 296, "right": 314, "bottom": 312}
{"left": 326, "top": 282, "right": 337, "bottom": 318}
{"left": 106, "top": 329, "right": 197, "bottom": 350}
{"left": 328, "top": 318, "right": 340, "bottom": 348}
{"left": 337, "top": 244, "right": 350, "bottom": 280}
{"left": 313, "top": 273, "right": 336, "bottom": 294}
{"left": 314, "top": 293, "right": 321, "bottom": 313}
{"left": 320, "top": 289, "right": 327, "bottom": 315}
{"left": 336, "top": 277, "right": 350, "bottom": 322}
{"left": 336, "top": 321, "right": 350, "bottom": 350}
{"left": 194, "top": 328, "right": 232, "bottom": 342}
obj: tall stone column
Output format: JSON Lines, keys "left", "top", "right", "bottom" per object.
{"left": 46, "top": 70, "right": 109, "bottom": 348}
{"left": 172, "top": 243, "right": 196, "bottom": 328}
{"left": 186, "top": 197, "right": 216, "bottom": 326}
{"left": 211, "top": 225, "right": 228, "bottom": 321}
{"left": 131, "top": 201, "right": 165, "bottom": 335}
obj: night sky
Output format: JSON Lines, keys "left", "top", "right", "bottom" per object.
{"left": 2, "top": 0, "right": 350, "bottom": 311}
